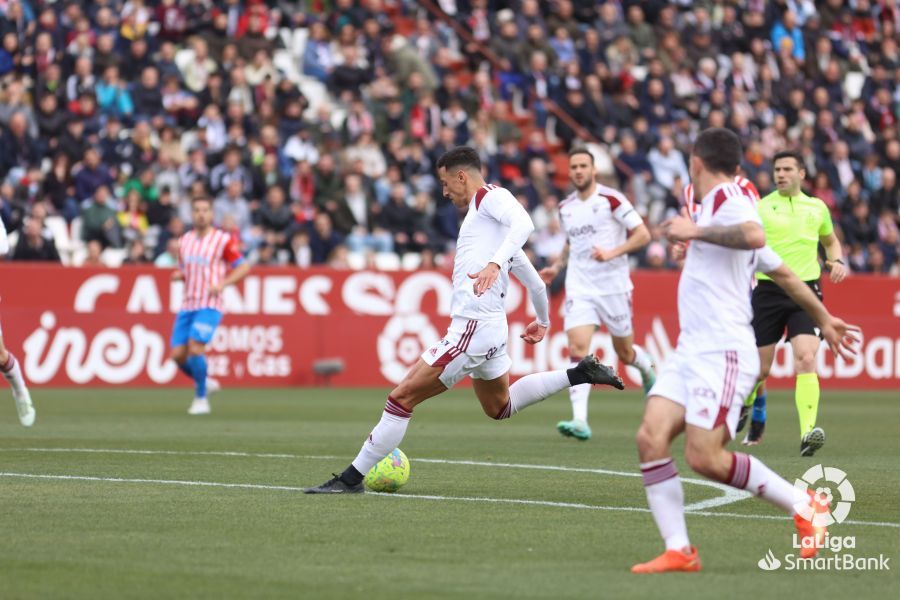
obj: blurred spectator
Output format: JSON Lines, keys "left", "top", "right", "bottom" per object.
{"left": 308, "top": 212, "right": 343, "bottom": 264}
{"left": 123, "top": 239, "right": 150, "bottom": 265}
{"left": 13, "top": 218, "right": 60, "bottom": 262}
{"left": 82, "top": 186, "right": 122, "bottom": 248}
{"left": 0, "top": 0, "right": 895, "bottom": 276}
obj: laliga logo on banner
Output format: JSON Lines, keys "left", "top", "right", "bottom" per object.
{"left": 22, "top": 311, "right": 177, "bottom": 384}
{"left": 378, "top": 315, "right": 440, "bottom": 384}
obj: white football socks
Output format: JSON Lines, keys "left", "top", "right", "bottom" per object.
{"left": 0, "top": 353, "right": 26, "bottom": 394}
{"left": 631, "top": 344, "right": 654, "bottom": 378}
{"left": 727, "top": 452, "right": 808, "bottom": 514}
{"left": 495, "top": 370, "right": 571, "bottom": 419}
{"left": 568, "top": 359, "right": 590, "bottom": 423}
{"left": 351, "top": 397, "right": 412, "bottom": 475}
{"left": 641, "top": 457, "right": 690, "bottom": 551}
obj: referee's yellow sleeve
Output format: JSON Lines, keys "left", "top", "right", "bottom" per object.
{"left": 818, "top": 201, "right": 834, "bottom": 236}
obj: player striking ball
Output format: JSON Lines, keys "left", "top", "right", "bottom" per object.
{"left": 0, "top": 215, "right": 35, "bottom": 426}
{"left": 305, "top": 147, "right": 624, "bottom": 494}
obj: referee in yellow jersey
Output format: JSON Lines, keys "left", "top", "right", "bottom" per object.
{"left": 747, "top": 151, "right": 847, "bottom": 456}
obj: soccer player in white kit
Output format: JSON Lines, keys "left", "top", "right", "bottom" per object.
{"left": 540, "top": 149, "right": 655, "bottom": 441}
{"left": 306, "top": 147, "right": 624, "bottom": 494}
{"left": 0, "top": 215, "right": 35, "bottom": 426}
{"left": 631, "top": 129, "right": 860, "bottom": 573}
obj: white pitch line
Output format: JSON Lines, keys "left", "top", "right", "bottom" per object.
{"left": 0, "top": 471, "right": 897, "bottom": 529}
{"left": 0, "top": 447, "right": 749, "bottom": 512}
{"left": 1, "top": 447, "right": 340, "bottom": 460}
{"left": 413, "top": 457, "right": 751, "bottom": 512}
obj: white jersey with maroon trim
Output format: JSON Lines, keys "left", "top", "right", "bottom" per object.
{"left": 178, "top": 228, "right": 244, "bottom": 312}
{"left": 558, "top": 183, "right": 643, "bottom": 297}
{"left": 451, "top": 184, "right": 535, "bottom": 322}
{"left": 677, "top": 181, "right": 778, "bottom": 353}
{"left": 683, "top": 175, "right": 759, "bottom": 221}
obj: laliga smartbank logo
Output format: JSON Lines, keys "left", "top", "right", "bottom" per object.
{"left": 792, "top": 464, "right": 854, "bottom": 526}
{"left": 757, "top": 465, "right": 891, "bottom": 572}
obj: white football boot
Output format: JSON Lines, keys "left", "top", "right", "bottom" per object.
{"left": 13, "top": 388, "right": 35, "bottom": 427}
{"left": 188, "top": 397, "right": 211, "bottom": 415}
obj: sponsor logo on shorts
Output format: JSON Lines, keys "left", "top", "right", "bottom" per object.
{"left": 692, "top": 387, "right": 717, "bottom": 400}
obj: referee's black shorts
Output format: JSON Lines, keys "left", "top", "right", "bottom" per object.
{"left": 751, "top": 279, "right": 823, "bottom": 347}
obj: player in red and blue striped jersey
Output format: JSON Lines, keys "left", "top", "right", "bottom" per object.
{"left": 170, "top": 196, "right": 250, "bottom": 415}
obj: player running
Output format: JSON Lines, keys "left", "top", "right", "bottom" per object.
{"left": 171, "top": 196, "right": 250, "bottom": 415}
{"left": 684, "top": 176, "right": 770, "bottom": 443}
{"left": 305, "top": 147, "right": 624, "bottom": 494}
{"left": 631, "top": 128, "right": 859, "bottom": 573}
{"left": 539, "top": 149, "right": 654, "bottom": 441}
{"left": 0, "top": 215, "right": 35, "bottom": 426}
{"left": 747, "top": 151, "right": 847, "bottom": 454}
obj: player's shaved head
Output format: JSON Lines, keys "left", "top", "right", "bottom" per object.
{"left": 692, "top": 128, "right": 742, "bottom": 177}
{"left": 436, "top": 146, "right": 482, "bottom": 174}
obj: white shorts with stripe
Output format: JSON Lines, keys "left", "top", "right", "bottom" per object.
{"left": 421, "top": 318, "right": 511, "bottom": 389}
{"left": 563, "top": 293, "right": 633, "bottom": 337}
{"left": 648, "top": 347, "right": 759, "bottom": 439}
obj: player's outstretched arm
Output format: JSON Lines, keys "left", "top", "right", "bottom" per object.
{"left": 592, "top": 223, "right": 651, "bottom": 262}
{"left": 539, "top": 242, "right": 568, "bottom": 284}
{"left": 663, "top": 208, "right": 765, "bottom": 250}
{"left": 510, "top": 250, "right": 550, "bottom": 344}
{"left": 763, "top": 262, "right": 861, "bottom": 360}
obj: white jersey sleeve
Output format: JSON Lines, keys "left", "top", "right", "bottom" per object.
{"left": 510, "top": 250, "right": 550, "bottom": 327}
{"left": 755, "top": 245, "right": 784, "bottom": 275}
{"left": 710, "top": 193, "right": 762, "bottom": 228}
{"left": 0, "top": 215, "right": 9, "bottom": 256}
{"left": 480, "top": 188, "right": 535, "bottom": 268}
{"left": 612, "top": 196, "right": 643, "bottom": 231}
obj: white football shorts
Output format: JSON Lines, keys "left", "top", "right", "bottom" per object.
{"left": 421, "top": 318, "right": 511, "bottom": 389}
{"left": 563, "top": 292, "right": 633, "bottom": 337}
{"left": 648, "top": 347, "right": 760, "bottom": 439}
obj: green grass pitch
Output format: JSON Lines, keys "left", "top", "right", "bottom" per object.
{"left": 0, "top": 387, "right": 897, "bottom": 599}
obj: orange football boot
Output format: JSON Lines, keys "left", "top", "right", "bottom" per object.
{"left": 794, "top": 489, "right": 830, "bottom": 559}
{"left": 631, "top": 546, "right": 702, "bottom": 573}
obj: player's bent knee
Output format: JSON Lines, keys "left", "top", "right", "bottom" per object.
{"left": 170, "top": 347, "right": 187, "bottom": 364}
{"left": 187, "top": 341, "right": 206, "bottom": 357}
{"left": 635, "top": 422, "right": 664, "bottom": 457}
{"left": 684, "top": 446, "right": 714, "bottom": 477}
{"left": 794, "top": 354, "right": 816, "bottom": 374}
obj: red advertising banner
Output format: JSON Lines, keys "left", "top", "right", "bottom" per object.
{"left": 1, "top": 264, "right": 898, "bottom": 389}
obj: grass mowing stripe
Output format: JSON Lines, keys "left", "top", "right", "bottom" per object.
{"left": 2, "top": 471, "right": 898, "bottom": 529}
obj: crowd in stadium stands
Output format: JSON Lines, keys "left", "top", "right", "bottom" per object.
{"left": 0, "top": 1, "right": 899, "bottom": 275}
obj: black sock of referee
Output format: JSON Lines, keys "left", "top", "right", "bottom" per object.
{"left": 339, "top": 465, "right": 364, "bottom": 486}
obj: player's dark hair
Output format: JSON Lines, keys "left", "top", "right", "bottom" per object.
{"left": 191, "top": 195, "right": 213, "bottom": 206}
{"left": 568, "top": 147, "right": 594, "bottom": 165}
{"left": 692, "top": 128, "right": 742, "bottom": 176}
{"left": 436, "top": 146, "right": 482, "bottom": 173}
{"left": 772, "top": 150, "right": 805, "bottom": 171}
